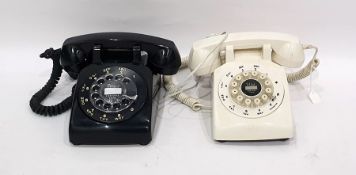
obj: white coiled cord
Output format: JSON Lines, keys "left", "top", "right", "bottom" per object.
{"left": 163, "top": 57, "right": 203, "bottom": 111}
{"left": 287, "top": 45, "right": 320, "bottom": 83}
{"left": 163, "top": 75, "right": 203, "bottom": 111}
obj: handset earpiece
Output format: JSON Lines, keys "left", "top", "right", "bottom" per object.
{"left": 188, "top": 33, "right": 228, "bottom": 76}
{"left": 188, "top": 48, "right": 221, "bottom": 76}
{"left": 60, "top": 45, "right": 86, "bottom": 79}
{"left": 148, "top": 47, "right": 181, "bottom": 75}
{"left": 272, "top": 42, "right": 305, "bottom": 68}
{"left": 149, "top": 48, "right": 169, "bottom": 69}
{"left": 163, "top": 33, "right": 228, "bottom": 111}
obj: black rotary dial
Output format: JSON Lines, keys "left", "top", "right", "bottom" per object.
{"left": 77, "top": 66, "right": 146, "bottom": 123}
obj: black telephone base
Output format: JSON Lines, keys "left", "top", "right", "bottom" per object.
{"left": 69, "top": 63, "right": 160, "bottom": 145}
{"left": 30, "top": 33, "right": 179, "bottom": 145}
{"left": 69, "top": 104, "right": 153, "bottom": 145}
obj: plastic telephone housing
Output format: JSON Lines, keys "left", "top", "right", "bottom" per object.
{"left": 62, "top": 33, "right": 181, "bottom": 145}
{"left": 187, "top": 32, "right": 303, "bottom": 141}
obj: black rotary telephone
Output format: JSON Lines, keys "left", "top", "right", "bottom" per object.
{"left": 30, "top": 33, "right": 181, "bottom": 145}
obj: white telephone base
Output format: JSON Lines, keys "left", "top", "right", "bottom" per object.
{"left": 213, "top": 60, "right": 294, "bottom": 141}
{"left": 180, "top": 32, "right": 317, "bottom": 141}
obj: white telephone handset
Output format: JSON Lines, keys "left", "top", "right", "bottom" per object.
{"left": 164, "top": 32, "right": 319, "bottom": 141}
{"left": 189, "top": 32, "right": 306, "bottom": 75}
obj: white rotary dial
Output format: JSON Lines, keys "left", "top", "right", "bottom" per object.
{"left": 218, "top": 64, "right": 285, "bottom": 119}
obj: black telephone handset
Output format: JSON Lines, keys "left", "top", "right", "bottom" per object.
{"left": 30, "top": 33, "right": 181, "bottom": 145}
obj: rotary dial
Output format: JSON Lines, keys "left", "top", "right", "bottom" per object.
{"left": 229, "top": 71, "right": 274, "bottom": 108}
{"left": 218, "top": 64, "right": 285, "bottom": 119}
{"left": 89, "top": 73, "right": 138, "bottom": 113}
{"left": 78, "top": 66, "right": 146, "bottom": 123}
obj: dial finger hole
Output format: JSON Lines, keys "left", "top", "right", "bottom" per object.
{"left": 254, "top": 98, "right": 261, "bottom": 105}
{"left": 115, "top": 75, "right": 123, "bottom": 80}
{"left": 92, "top": 85, "right": 100, "bottom": 91}
{"left": 260, "top": 74, "right": 266, "bottom": 79}
{"left": 231, "top": 89, "right": 238, "bottom": 95}
{"left": 113, "top": 103, "right": 121, "bottom": 109}
{"left": 97, "top": 79, "right": 105, "bottom": 85}
{"left": 103, "top": 103, "right": 111, "bottom": 110}
{"left": 235, "top": 75, "right": 242, "bottom": 81}
{"left": 252, "top": 71, "right": 258, "bottom": 76}
{"left": 243, "top": 72, "right": 249, "bottom": 77}
{"left": 91, "top": 93, "right": 100, "bottom": 100}
{"left": 231, "top": 81, "right": 238, "bottom": 87}
{"left": 244, "top": 99, "right": 252, "bottom": 105}
{"left": 121, "top": 98, "right": 130, "bottom": 105}
{"left": 262, "top": 94, "right": 268, "bottom": 101}
{"left": 95, "top": 99, "right": 104, "bottom": 106}
{"left": 106, "top": 74, "right": 113, "bottom": 80}
{"left": 123, "top": 78, "right": 130, "bottom": 84}
{"left": 237, "top": 95, "right": 244, "bottom": 102}
{"left": 265, "top": 80, "right": 271, "bottom": 86}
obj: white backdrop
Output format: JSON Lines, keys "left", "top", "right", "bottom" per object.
{"left": 1, "top": 0, "right": 356, "bottom": 175}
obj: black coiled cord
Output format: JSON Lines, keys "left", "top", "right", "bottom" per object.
{"left": 29, "top": 48, "right": 73, "bottom": 116}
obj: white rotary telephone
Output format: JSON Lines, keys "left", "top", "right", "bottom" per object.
{"left": 164, "top": 32, "right": 319, "bottom": 141}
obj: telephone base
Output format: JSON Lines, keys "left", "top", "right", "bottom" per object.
{"left": 215, "top": 138, "right": 289, "bottom": 143}
{"left": 69, "top": 103, "right": 154, "bottom": 145}
{"left": 69, "top": 131, "right": 152, "bottom": 146}
{"left": 212, "top": 61, "right": 294, "bottom": 142}
{"left": 212, "top": 116, "right": 294, "bottom": 141}
{"left": 69, "top": 64, "right": 161, "bottom": 145}
{"left": 213, "top": 128, "right": 293, "bottom": 142}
